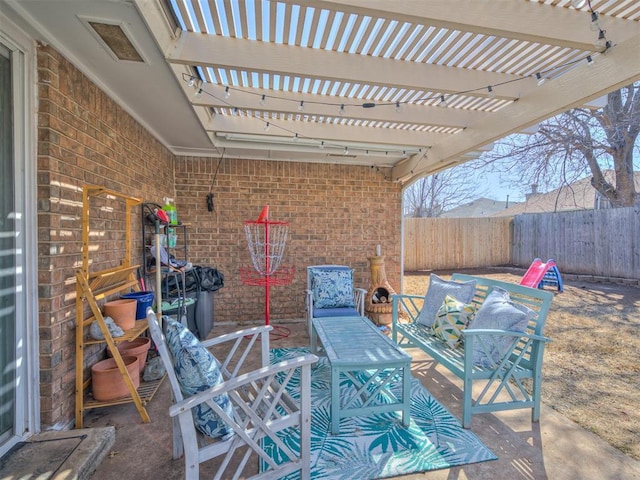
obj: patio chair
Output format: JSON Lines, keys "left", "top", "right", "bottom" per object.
{"left": 305, "top": 265, "right": 366, "bottom": 335}
{"left": 146, "top": 308, "right": 317, "bottom": 480}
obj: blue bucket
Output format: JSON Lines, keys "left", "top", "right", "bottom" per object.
{"left": 121, "top": 291, "right": 155, "bottom": 320}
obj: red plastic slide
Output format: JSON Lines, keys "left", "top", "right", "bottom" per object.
{"left": 520, "top": 258, "right": 556, "bottom": 288}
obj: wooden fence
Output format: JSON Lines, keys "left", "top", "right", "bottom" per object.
{"left": 404, "top": 207, "right": 640, "bottom": 279}
{"left": 403, "top": 217, "right": 513, "bottom": 271}
{"left": 512, "top": 207, "right": 640, "bottom": 278}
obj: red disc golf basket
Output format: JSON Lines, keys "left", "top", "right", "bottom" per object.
{"left": 240, "top": 206, "right": 295, "bottom": 339}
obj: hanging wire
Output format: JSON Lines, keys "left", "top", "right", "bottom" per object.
{"left": 206, "top": 148, "right": 225, "bottom": 213}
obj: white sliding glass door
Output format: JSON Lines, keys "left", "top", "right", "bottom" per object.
{"left": 0, "top": 13, "right": 39, "bottom": 456}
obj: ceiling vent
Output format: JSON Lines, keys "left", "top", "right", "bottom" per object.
{"left": 83, "top": 18, "right": 145, "bottom": 62}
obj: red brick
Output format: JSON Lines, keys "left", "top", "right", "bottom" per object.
{"left": 36, "top": 44, "right": 402, "bottom": 431}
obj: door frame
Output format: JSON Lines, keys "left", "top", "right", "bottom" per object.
{"left": 0, "top": 10, "right": 40, "bottom": 456}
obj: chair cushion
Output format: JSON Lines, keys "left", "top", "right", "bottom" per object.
{"left": 164, "top": 319, "right": 234, "bottom": 439}
{"left": 416, "top": 274, "right": 476, "bottom": 327}
{"left": 467, "top": 287, "right": 534, "bottom": 367}
{"left": 313, "top": 306, "right": 360, "bottom": 318}
{"left": 431, "top": 294, "right": 476, "bottom": 349}
{"left": 310, "top": 267, "right": 356, "bottom": 309}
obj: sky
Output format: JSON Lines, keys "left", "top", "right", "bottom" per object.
{"left": 483, "top": 173, "right": 527, "bottom": 202}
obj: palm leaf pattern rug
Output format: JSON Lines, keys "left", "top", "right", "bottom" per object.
{"left": 263, "top": 347, "right": 496, "bottom": 479}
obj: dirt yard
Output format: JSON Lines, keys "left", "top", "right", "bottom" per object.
{"left": 402, "top": 267, "right": 640, "bottom": 461}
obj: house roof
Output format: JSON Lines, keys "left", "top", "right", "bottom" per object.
{"left": 441, "top": 197, "right": 520, "bottom": 218}
{"left": 491, "top": 171, "right": 640, "bottom": 216}
{"left": 4, "top": 0, "right": 640, "bottom": 184}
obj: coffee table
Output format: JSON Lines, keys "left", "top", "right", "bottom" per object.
{"left": 310, "top": 316, "right": 412, "bottom": 434}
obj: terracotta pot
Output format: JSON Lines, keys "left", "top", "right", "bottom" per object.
{"left": 108, "top": 337, "right": 151, "bottom": 373}
{"left": 91, "top": 356, "right": 140, "bottom": 401}
{"left": 103, "top": 299, "right": 137, "bottom": 331}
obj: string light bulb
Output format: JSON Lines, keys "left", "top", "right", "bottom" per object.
{"left": 339, "top": 104, "right": 346, "bottom": 115}
{"left": 535, "top": 72, "right": 546, "bottom": 86}
{"left": 595, "top": 30, "right": 608, "bottom": 49}
{"left": 319, "top": 140, "right": 324, "bottom": 149}
{"left": 438, "top": 95, "right": 448, "bottom": 108}
{"left": 187, "top": 76, "right": 196, "bottom": 87}
{"left": 395, "top": 101, "right": 402, "bottom": 113}
{"left": 224, "top": 86, "right": 230, "bottom": 99}
{"left": 343, "top": 146, "right": 349, "bottom": 155}
{"left": 586, "top": 55, "right": 594, "bottom": 66}
{"left": 264, "top": 122, "right": 270, "bottom": 131}
{"left": 298, "top": 101, "right": 304, "bottom": 112}
{"left": 487, "top": 85, "right": 496, "bottom": 98}
{"left": 590, "top": 11, "right": 601, "bottom": 31}
{"left": 259, "top": 94, "right": 266, "bottom": 106}
{"left": 194, "top": 88, "right": 203, "bottom": 98}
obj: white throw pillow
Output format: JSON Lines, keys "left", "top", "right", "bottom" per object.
{"left": 467, "top": 287, "right": 534, "bottom": 367}
{"left": 416, "top": 274, "right": 476, "bottom": 327}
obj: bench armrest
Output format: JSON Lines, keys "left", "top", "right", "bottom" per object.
{"left": 461, "top": 328, "right": 551, "bottom": 370}
{"left": 392, "top": 293, "right": 424, "bottom": 301}
{"left": 391, "top": 293, "right": 424, "bottom": 322}
{"left": 461, "top": 328, "right": 552, "bottom": 344}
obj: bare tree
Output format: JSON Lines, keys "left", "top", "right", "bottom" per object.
{"left": 404, "top": 164, "right": 485, "bottom": 217}
{"left": 482, "top": 83, "right": 639, "bottom": 207}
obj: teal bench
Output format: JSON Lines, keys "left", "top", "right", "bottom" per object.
{"left": 391, "top": 274, "right": 553, "bottom": 428}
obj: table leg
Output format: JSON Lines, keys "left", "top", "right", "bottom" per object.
{"left": 401, "top": 362, "right": 411, "bottom": 427}
{"left": 331, "top": 366, "right": 341, "bottom": 434}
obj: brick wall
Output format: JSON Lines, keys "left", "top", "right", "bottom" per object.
{"left": 36, "top": 43, "right": 403, "bottom": 429}
{"left": 174, "top": 158, "right": 403, "bottom": 324}
{"left": 37, "top": 44, "right": 174, "bottom": 428}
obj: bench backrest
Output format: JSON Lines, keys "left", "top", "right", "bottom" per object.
{"left": 452, "top": 273, "right": 554, "bottom": 338}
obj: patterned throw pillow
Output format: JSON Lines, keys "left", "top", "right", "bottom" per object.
{"left": 467, "top": 287, "right": 535, "bottom": 368}
{"left": 431, "top": 294, "right": 476, "bottom": 348}
{"left": 311, "top": 268, "right": 356, "bottom": 309}
{"left": 416, "top": 274, "right": 476, "bottom": 327}
{"left": 164, "top": 319, "right": 234, "bottom": 439}
{"left": 163, "top": 316, "right": 198, "bottom": 353}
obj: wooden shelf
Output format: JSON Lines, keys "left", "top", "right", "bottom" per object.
{"left": 87, "top": 266, "right": 141, "bottom": 301}
{"left": 75, "top": 185, "right": 152, "bottom": 429}
{"left": 83, "top": 375, "right": 165, "bottom": 409}
{"left": 84, "top": 319, "right": 149, "bottom": 346}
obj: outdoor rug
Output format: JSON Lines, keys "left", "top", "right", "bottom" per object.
{"left": 262, "top": 347, "right": 496, "bottom": 479}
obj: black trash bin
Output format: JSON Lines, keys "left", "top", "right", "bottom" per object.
{"left": 184, "top": 266, "right": 224, "bottom": 340}
{"left": 187, "top": 289, "right": 213, "bottom": 340}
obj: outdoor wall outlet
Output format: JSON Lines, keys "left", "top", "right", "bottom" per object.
{"left": 206, "top": 193, "right": 214, "bottom": 212}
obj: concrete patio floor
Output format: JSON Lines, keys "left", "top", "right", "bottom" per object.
{"left": 83, "top": 320, "right": 640, "bottom": 480}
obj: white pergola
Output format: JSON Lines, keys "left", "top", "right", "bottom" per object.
{"left": 7, "top": 0, "right": 640, "bottom": 184}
